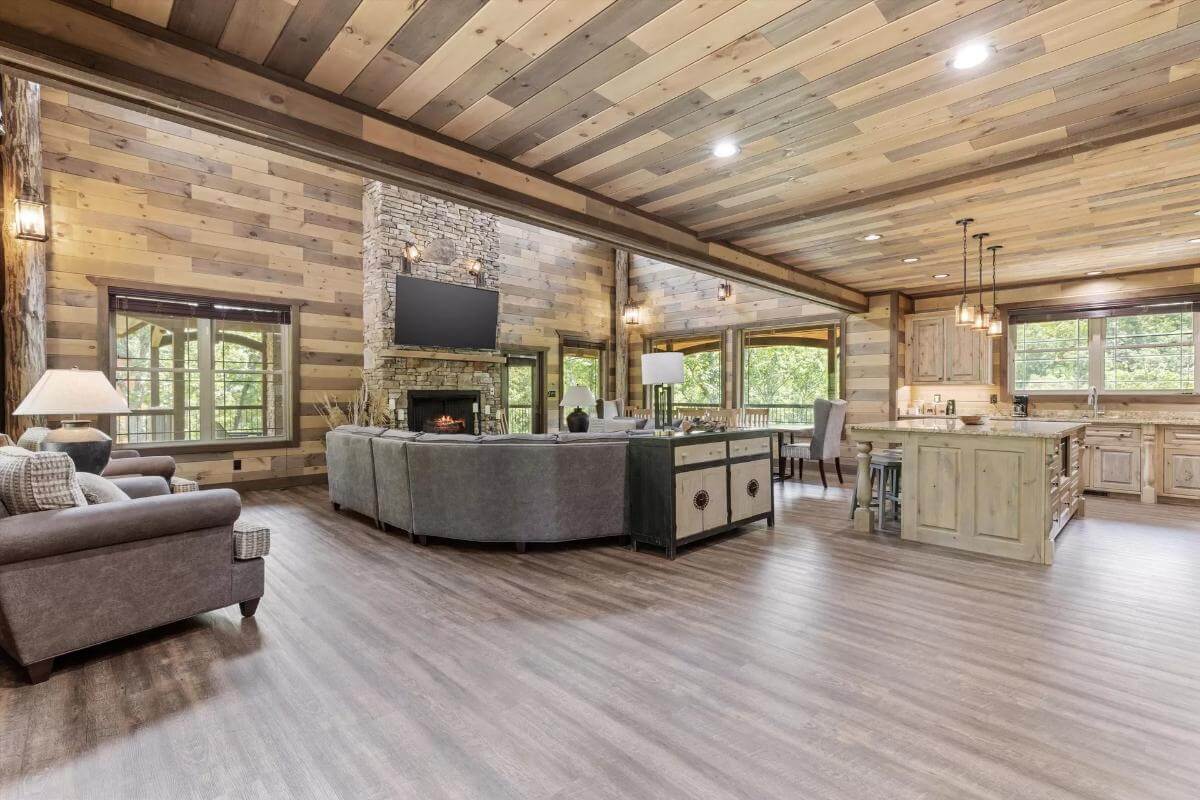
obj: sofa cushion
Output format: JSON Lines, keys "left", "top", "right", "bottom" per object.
{"left": 480, "top": 433, "right": 557, "bottom": 443}
{"left": 335, "top": 425, "right": 387, "bottom": 437}
{"left": 0, "top": 446, "right": 88, "bottom": 514}
{"left": 556, "top": 431, "right": 631, "bottom": 442}
{"left": 76, "top": 473, "right": 131, "bottom": 505}
{"left": 380, "top": 429, "right": 419, "bottom": 440}
{"left": 414, "top": 433, "right": 481, "bottom": 443}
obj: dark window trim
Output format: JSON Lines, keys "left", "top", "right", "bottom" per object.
{"left": 92, "top": 277, "right": 303, "bottom": 454}
{"left": 557, "top": 332, "right": 608, "bottom": 424}
{"left": 502, "top": 346, "right": 548, "bottom": 434}
{"left": 649, "top": 328, "right": 727, "bottom": 408}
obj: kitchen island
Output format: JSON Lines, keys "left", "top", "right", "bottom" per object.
{"left": 849, "top": 419, "right": 1086, "bottom": 564}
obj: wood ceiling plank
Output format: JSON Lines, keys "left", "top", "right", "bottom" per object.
{"left": 218, "top": 0, "right": 298, "bottom": 63}
{"left": 111, "top": 0, "right": 174, "bottom": 26}
{"left": 409, "top": 0, "right": 614, "bottom": 131}
{"left": 166, "top": 0, "right": 236, "bottom": 45}
{"left": 556, "top": 130, "right": 674, "bottom": 183}
{"left": 378, "top": 0, "right": 556, "bottom": 119}
{"left": 491, "top": 90, "right": 618, "bottom": 160}
{"left": 437, "top": 94, "right": 512, "bottom": 139}
{"left": 305, "top": 0, "right": 425, "bottom": 93}
{"left": 264, "top": 0, "right": 361, "bottom": 79}
{"left": 342, "top": 0, "right": 485, "bottom": 107}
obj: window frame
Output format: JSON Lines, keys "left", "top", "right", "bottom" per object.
{"left": 558, "top": 335, "right": 607, "bottom": 426}
{"left": 738, "top": 321, "right": 842, "bottom": 424}
{"left": 649, "top": 329, "right": 726, "bottom": 409}
{"left": 94, "top": 279, "right": 302, "bottom": 454}
{"left": 1006, "top": 299, "right": 1200, "bottom": 397}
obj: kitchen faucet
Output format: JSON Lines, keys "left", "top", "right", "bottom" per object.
{"left": 1087, "top": 386, "right": 1101, "bottom": 417}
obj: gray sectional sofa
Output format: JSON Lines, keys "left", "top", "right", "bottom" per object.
{"left": 325, "top": 426, "right": 631, "bottom": 548}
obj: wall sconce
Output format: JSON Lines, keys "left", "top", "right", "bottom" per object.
{"left": 14, "top": 198, "right": 48, "bottom": 242}
{"left": 401, "top": 241, "right": 420, "bottom": 273}
{"left": 717, "top": 280, "right": 733, "bottom": 302}
{"left": 466, "top": 258, "right": 484, "bottom": 286}
{"left": 622, "top": 300, "right": 641, "bottom": 326}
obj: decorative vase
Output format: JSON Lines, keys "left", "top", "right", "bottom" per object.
{"left": 566, "top": 407, "right": 590, "bottom": 432}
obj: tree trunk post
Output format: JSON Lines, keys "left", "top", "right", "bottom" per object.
{"left": 614, "top": 248, "right": 630, "bottom": 409}
{"left": 1, "top": 75, "right": 48, "bottom": 439}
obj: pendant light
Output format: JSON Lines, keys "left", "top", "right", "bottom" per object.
{"left": 986, "top": 245, "right": 1004, "bottom": 338}
{"left": 971, "top": 232, "right": 990, "bottom": 331}
{"left": 954, "top": 218, "right": 975, "bottom": 326}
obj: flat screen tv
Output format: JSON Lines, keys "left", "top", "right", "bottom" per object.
{"left": 393, "top": 275, "right": 499, "bottom": 350}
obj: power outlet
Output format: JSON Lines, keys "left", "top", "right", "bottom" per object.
{"left": 233, "top": 459, "right": 242, "bottom": 471}
{"left": 990, "top": 394, "right": 998, "bottom": 404}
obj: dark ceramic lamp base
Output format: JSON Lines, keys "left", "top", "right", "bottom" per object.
{"left": 41, "top": 419, "right": 112, "bottom": 474}
{"left": 566, "top": 407, "right": 590, "bottom": 433}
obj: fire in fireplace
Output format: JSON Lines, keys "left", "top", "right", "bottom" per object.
{"left": 407, "top": 390, "right": 480, "bottom": 434}
{"left": 425, "top": 415, "right": 467, "bottom": 434}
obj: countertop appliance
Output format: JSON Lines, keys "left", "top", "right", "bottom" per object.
{"left": 1013, "top": 395, "right": 1030, "bottom": 417}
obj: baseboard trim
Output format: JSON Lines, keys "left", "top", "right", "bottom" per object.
{"left": 202, "top": 474, "right": 327, "bottom": 492}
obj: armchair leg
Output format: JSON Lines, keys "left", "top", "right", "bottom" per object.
{"left": 834, "top": 457, "right": 844, "bottom": 483}
{"left": 26, "top": 658, "right": 53, "bottom": 684}
{"left": 797, "top": 459, "right": 804, "bottom": 481}
{"left": 818, "top": 460, "right": 828, "bottom": 488}
{"left": 239, "top": 598, "right": 260, "bottom": 618}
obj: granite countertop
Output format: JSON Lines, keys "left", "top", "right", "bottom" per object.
{"left": 902, "top": 412, "right": 1200, "bottom": 426}
{"left": 851, "top": 418, "right": 1085, "bottom": 439}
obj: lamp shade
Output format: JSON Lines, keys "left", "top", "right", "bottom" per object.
{"left": 13, "top": 369, "right": 131, "bottom": 416}
{"left": 559, "top": 385, "right": 596, "bottom": 409}
{"left": 641, "top": 352, "right": 684, "bottom": 385}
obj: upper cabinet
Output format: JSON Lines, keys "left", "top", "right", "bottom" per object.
{"left": 906, "top": 311, "right": 992, "bottom": 385}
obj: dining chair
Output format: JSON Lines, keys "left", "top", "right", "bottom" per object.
{"left": 779, "top": 398, "right": 848, "bottom": 488}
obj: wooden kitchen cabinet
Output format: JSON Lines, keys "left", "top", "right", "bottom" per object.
{"left": 1161, "top": 426, "right": 1200, "bottom": 498}
{"left": 905, "top": 311, "right": 991, "bottom": 385}
{"left": 1083, "top": 425, "right": 1141, "bottom": 494}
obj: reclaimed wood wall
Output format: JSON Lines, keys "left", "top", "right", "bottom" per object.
{"left": 38, "top": 86, "right": 363, "bottom": 486}
{"left": 497, "top": 217, "right": 614, "bottom": 430}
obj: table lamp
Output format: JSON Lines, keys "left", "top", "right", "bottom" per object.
{"left": 641, "top": 352, "right": 684, "bottom": 431}
{"left": 560, "top": 385, "right": 596, "bottom": 433}
{"left": 13, "top": 368, "right": 131, "bottom": 473}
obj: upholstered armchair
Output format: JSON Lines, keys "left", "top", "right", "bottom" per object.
{"left": 0, "top": 478, "right": 261, "bottom": 684}
{"left": 780, "top": 398, "right": 849, "bottom": 488}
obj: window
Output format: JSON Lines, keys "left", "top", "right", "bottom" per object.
{"left": 652, "top": 333, "right": 722, "bottom": 407}
{"left": 1012, "top": 319, "right": 1089, "bottom": 392}
{"left": 504, "top": 355, "right": 538, "bottom": 434}
{"left": 742, "top": 324, "right": 839, "bottom": 424}
{"left": 110, "top": 289, "right": 293, "bottom": 446}
{"left": 562, "top": 344, "right": 602, "bottom": 399}
{"left": 1010, "top": 302, "right": 1198, "bottom": 394}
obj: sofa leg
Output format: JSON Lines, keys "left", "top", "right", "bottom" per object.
{"left": 515, "top": 542, "right": 526, "bottom": 554}
{"left": 332, "top": 501, "right": 340, "bottom": 511}
{"left": 26, "top": 658, "right": 53, "bottom": 684}
{"left": 416, "top": 534, "right": 428, "bottom": 546}
{"left": 239, "top": 598, "right": 260, "bottom": 618}
{"left": 378, "top": 520, "right": 388, "bottom": 532}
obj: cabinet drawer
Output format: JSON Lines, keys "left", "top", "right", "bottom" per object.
{"left": 1164, "top": 426, "right": 1200, "bottom": 447}
{"left": 729, "top": 436, "right": 771, "bottom": 459}
{"left": 674, "top": 441, "right": 727, "bottom": 466}
{"left": 1083, "top": 425, "right": 1138, "bottom": 444}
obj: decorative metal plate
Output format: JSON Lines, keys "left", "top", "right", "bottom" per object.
{"left": 747, "top": 479, "right": 760, "bottom": 498}
{"left": 693, "top": 489, "right": 710, "bottom": 511}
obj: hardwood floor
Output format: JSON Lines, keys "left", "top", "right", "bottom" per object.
{"left": 2, "top": 482, "right": 1199, "bottom": 799}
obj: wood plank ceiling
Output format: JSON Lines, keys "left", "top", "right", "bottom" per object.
{"left": 94, "top": 0, "right": 1200, "bottom": 295}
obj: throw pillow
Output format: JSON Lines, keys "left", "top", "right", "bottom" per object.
{"left": 0, "top": 446, "right": 88, "bottom": 515}
{"left": 76, "top": 473, "right": 131, "bottom": 505}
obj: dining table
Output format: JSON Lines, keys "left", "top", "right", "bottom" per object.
{"left": 768, "top": 423, "right": 814, "bottom": 481}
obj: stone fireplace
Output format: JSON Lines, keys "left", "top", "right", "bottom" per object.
{"left": 362, "top": 181, "right": 503, "bottom": 433}
{"left": 408, "top": 390, "right": 480, "bottom": 434}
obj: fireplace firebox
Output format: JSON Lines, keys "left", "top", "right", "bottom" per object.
{"left": 407, "top": 390, "right": 480, "bottom": 434}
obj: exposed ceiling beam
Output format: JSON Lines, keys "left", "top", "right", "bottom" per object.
{"left": 0, "top": 0, "right": 869, "bottom": 312}
{"left": 700, "top": 104, "right": 1200, "bottom": 243}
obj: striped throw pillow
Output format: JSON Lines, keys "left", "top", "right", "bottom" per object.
{"left": 0, "top": 446, "right": 88, "bottom": 515}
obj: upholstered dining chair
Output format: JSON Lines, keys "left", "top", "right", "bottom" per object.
{"left": 780, "top": 398, "right": 848, "bottom": 488}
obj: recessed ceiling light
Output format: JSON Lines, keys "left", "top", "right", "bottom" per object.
{"left": 862, "top": 233, "right": 882, "bottom": 241}
{"left": 1086, "top": 270, "right": 1104, "bottom": 276}
{"left": 902, "top": 257, "right": 920, "bottom": 263}
{"left": 952, "top": 42, "right": 990, "bottom": 70}
{"left": 1190, "top": 238, "right": 1200, "bottom": 244}
{"left": 931, "top": 273, "right": 950, "bottom": 279}
{"left": 1194, "top": 210, "right": 1200, "bottom": 215}
{"left": 712, "top": 140, "right": 739, "bottom": 158}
